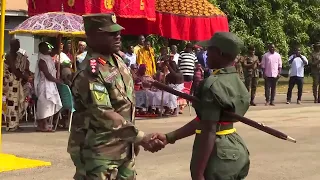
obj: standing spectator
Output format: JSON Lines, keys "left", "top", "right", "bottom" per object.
{"left": 243, "top": 46, "right": 260, "bottom": 106}
{"left": 124, "top": 45, "right": 137, "bottom": 67}
{"left": 34, "top": 42, "right": 62, "bottom": 132}
{"left": 58, "top": 43, "right": 72, "bottom": 65}
{"left": 192, "top": 64, "right": 204, "bottom": 95}
{"left": 63, "top": 40, "right": 74, "bottom": 62}
{"left": 156, "top": 46, "right": 169, "bottom": 66}
{"left": 261, "top": 43, "right": 282, "bottom": 106}
{"left": 286, "top": 46, "right": 308, "bottom": 104}
{"left": 170, "top": 45, "right": 179, "bottom": 64}
{"left": 178, "top": 43, "right": 198, "bottom": 82}
{"left": 134, "top": 35, "right": 145, "bottom": 55}
{"left": 4, "top": 39, "right": 30, "bottom": 132}
{"left": 310, "top": 42, "right": 320, "bottom": 103}
{"left": 136, "top": 40, "right": 156, "bottom": 76}
{"left": 196, "top": 47, "right": 207, "bottom": 68}
{"left": 76, "top": 41, "right": 87, "bottom": 66}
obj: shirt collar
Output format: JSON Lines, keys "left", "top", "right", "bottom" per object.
{"left": 212, "top": 66, "right": 237, "bottom": 75}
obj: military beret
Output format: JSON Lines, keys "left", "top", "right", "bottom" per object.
{"left": 197, "top": 32, "right": 244, "bottom": 57}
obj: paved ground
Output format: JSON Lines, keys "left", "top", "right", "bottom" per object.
{"left": 1, "top": 93, "right": 320, "bottom": 180}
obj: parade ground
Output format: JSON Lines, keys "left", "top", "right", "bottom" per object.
{"left": 1, "top": 93, "right": 320, "bottom": 180}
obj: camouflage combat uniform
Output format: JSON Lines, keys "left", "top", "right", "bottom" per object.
{"left": 234, "top": 55, "right": 244, "bottom": 80}
{"left": 243, "top": 55, "right": 260, "bottom": 104}
{"left": 310, "top": 49, "right": 320, "bottom": 102}
{"left": 68, "top": 13, "right": 145, "bottom": 180}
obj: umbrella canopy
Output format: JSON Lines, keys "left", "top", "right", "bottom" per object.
{"left": 9, "top": 12, "right": 85, "bottom": 37}
{"left": 150, "top": 0, "right": 229, "bottom": 41}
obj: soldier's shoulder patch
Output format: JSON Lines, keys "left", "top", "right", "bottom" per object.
{"left": 97, "top": 57, "right": 106, "bottom": 65}
{"left": 89, "top": 82, "right": 107, "bottom": 93}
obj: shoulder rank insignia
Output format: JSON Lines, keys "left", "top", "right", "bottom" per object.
{"left": 89, "top": 58, "right": 99, "bottom": 75}
{"left": 97, "top": 57, "right": 106, "bottom": 65}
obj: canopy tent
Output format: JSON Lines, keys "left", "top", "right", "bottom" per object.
{"left": 27, "top": 0, "right": 229, "bottom": 40}
{"left": 151, "top": 0, "right": 229, "bottom": 40}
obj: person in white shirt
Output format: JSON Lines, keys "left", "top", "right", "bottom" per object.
{"left": 286, "top": 46, "right": 308, "bottom": 104}
{"left": 124, "top": 45, "right": 137, "bottom": 67}
{"left": 170, "top": 45, "right": 179, "bottom": 64}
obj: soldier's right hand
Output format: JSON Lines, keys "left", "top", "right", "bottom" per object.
{"left": 140, "top": 133, "right": 165, "bottom": 153}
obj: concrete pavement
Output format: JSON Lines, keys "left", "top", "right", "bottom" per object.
{"left": 1, "top": 93, "right": 320, "bottom": 180}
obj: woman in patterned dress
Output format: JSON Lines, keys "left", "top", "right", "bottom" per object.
{"left": 4, "top": 39, "right": 30, "bottom": 132}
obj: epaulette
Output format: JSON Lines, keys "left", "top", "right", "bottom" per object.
{"left": 89, "top": 57, "right": 107, "bottom": 75}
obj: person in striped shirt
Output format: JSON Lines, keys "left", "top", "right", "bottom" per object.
{"left": 178, "top": 43, "right": 198, "bottom": 82}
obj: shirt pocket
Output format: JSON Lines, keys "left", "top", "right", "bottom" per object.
{"left": 216, "top": 146, "right": 240, "bottom": 161}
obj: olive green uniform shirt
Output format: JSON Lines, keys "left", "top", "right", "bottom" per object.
{"left": 191, "top": 66, "right": 250, "bottom": 180}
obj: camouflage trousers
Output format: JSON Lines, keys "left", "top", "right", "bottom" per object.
{"left": 83, "top": 158, "right": 136, "bottom": 180}
{"left": 68, "top": 127, "right": 86, "bottom": 180}
{"left": 70, "top": 154, "right": 86, "bottom": 180}
{"left": 312, "top": 74, "right": 320, "bottom": 100}
{"left": 190, "top": 133, "right": 250, "bottom": 180}
{"left": 244, "top": 76, "right": 258, "bottom": 101}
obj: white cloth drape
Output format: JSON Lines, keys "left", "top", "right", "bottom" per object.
{"left": 135, "top": 83, "right": 184, "bottom": 109}
{"left": 34, "top": 53, "right": 62, "bottom": 119}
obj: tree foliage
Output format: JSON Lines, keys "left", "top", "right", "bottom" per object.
{"left": 209, "top": 0, "right": 320, "bottom": 68}
{"left": 123, "top": 1, "right": 320, "bottom": 69}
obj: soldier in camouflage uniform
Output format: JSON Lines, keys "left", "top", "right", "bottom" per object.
{"left": 243, "top": 46, "right": 260, "bottom": 106}
{"left": 234, "top": 54, "right": 244, "bottom": 79}
{"left": 310, "top": 42, "right": 320, "bottom": 103}
{"left": 68, "top": 13, "right": 163, "bottom": 180}
{"left": 152, "top": 32, "right": 250, "bottom": 180}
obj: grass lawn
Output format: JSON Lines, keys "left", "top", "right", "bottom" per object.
{"left": 253, "top": 76, "right": 313, "bottom": 95}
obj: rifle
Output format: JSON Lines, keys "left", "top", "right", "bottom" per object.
{"left": 151, "top": 81, "right": 296, "bottom": 143}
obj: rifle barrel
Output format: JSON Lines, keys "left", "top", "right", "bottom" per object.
{"left": 151, "top": 81, "right": 296, "bottom": 143}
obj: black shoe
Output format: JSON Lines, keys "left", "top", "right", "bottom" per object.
{"left": 269, "top": 102, "right": 275, "bottom": 106}
{"left": 250, "top": 101, "right": 256, "bottom": 106}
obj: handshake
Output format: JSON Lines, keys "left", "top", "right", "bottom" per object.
{"left": 137, "top": 133, "right": 169, "bottom": 154}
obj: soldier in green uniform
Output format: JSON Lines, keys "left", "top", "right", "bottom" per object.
{"left": 151, "top": 32, "right": 250, "bottom": 180}
{"left": 310, "top": 42, "right": 320, "bottom": 103}
{"left": 68, "top": 13, "right": 163, "bottom": 180}
{"left": 243, "top": 46, "right": 260, "bottom": 106}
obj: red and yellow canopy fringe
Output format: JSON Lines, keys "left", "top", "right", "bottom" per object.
{"left": 152, "top": 0, "right": 229, "bottom": 40}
